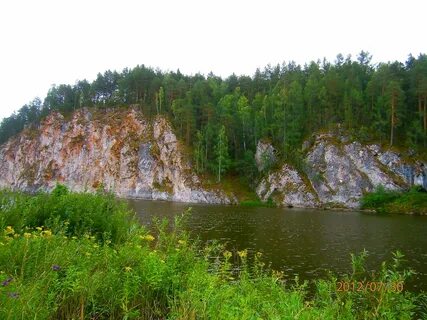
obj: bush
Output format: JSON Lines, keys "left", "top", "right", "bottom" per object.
{"left": 361, "top": 185, "right": 427, "bottom": 214}
{"left": 361, "top": 185, "right": 400, "bottom": 211}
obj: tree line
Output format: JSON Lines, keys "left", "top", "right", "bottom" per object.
{"left": 1, "top": 52, "right": 426, "bottom": 183}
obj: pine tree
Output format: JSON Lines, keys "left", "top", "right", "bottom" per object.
{"left": 385, "top": 80, "right": 404, "bottom": 146}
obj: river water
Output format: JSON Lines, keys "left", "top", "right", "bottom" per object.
{"left": 129, "top": 200, "right": 427, "bottom": 292}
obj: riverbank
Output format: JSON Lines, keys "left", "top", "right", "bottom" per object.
{"left": 361, "top": 186, "right": 427, "bottom": 215}
{"left": 0, "top": 186, "right": 425, "bottom": 319}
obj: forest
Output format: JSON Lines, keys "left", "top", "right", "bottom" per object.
{"left": 1, "top": 51, "right": 426, "bottom": 183}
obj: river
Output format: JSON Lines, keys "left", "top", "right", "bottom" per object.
{"left": 129, "top": 200, "right": 427, "bottom": 292}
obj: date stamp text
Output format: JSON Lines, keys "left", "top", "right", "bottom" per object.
{"left": 336, "top": 281, "right": 404, "bottom": 293}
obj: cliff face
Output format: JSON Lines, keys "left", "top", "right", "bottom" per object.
{"left": 1, "top": 109, "right": 425, "bottom": 209}
{"left": 257, "top": 133, "right": 427, "bottom": 208}
{"left": 0, "top": 108, "right": 234, "bottom": 204}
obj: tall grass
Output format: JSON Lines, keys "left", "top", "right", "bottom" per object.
{"left": 0, "top": 185, "right": 134, "bottom": 244}
{"left": 0, "top": 186, "right": 424, "bottom": 319}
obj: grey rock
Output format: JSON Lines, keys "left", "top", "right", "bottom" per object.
{"left": 0, "top": 109, "right": 235, "bottom": 205}
{"left": 256, "top": 164, "right": 318, "bottom": 207}
{"left": 257, "top": 134, "right": 427, "bottom": 209}
{"left": 255, "top": 140, "right": 276, "bottom": 172}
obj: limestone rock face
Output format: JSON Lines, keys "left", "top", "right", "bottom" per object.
{"left": 0, "top": 108, "right": 234, "bottom": 204}
{"left": 256, "top": 164, "right": 318, "bottom": 207}
{"left": 255, "top": 140, "right": 276, "bottom": 172}
{"left": 256, "top": 134, "right": 427, "bottom": 208}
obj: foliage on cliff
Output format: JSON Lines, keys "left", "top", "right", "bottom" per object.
{"left": 1, "top": 52, "right": 426, "bottom": 180}
{"left": 0, "top": 187, "right": 425, "bottom": 319}
{"left": 361, "top": 185, "right": 427, "bottom": 214}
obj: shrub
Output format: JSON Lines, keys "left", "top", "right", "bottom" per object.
{"left": 361, "top": 185, "right": 427, "bottom": 214}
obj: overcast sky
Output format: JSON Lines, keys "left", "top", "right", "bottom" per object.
{"left": 0, "top": 0, "right": 426, "bottom": 120}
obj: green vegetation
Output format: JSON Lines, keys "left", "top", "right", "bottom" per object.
{"left": 214, "top": 125, "right": 231, "bottom": 182}
{"left": 361, "top": 186, "right": 427, "bottom": 214}
{"left": 0, "top": 186, "right": 425, "bottom": 319}
{"left": 1, "top": 52, "right": 426, "bottom": 180}
{"left": 0, "top": 186, "right": 133, "bottom": 244}
{"left": 240, "top": 198, "right": 275, "bottom": 208}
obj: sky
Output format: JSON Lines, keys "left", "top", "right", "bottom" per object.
{"left": 0, "top": 0, "right": 426, "bottom": 120}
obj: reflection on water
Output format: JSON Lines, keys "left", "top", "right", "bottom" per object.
{"left": 129, "top": 199, "right": 427, "bottom": 292}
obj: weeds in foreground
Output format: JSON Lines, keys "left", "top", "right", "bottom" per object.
{"left": 0, "top": 186, "right": 424, "bottom": 319}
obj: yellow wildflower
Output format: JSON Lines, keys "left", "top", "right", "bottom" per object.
{"left": 36, "top": 227, "right": 42, "bottom": 231}
{"left": 124, "top": 266, "right": 132, "bottom": 272}
{"left": 223, "top": 250, "right": 232, "bottom": 259}
{"left": 272, "top": 270, "right": 285, "bottom": 280}
{"left": 237, "top": 249, "right": 248, "bottom": 259}
{"left": 141, "top": 234, "right": 155, "bottom": 242}
{"left": 42, "top": 230, "right": 52, "bottom": 237}
{"left": 5, "top": 226, "right": 14, "bottom": 235}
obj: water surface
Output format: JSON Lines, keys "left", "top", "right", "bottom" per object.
{"left": 129, "top": 200, "right": 427, "bottom": 292}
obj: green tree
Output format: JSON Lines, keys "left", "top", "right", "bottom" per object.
{"left": 281, "top": 80, "right": 305, "bottom": 152}
{"left": 156, "top": 86, "right": 164, "bottom": 114}
{"left": 385, "top": 80, "right": 405, "bottom": 146}
{"left": 237, "top": 95, "right": 250, "bottom": 152}
{"left": 409, "top": 54, "right": 427, "bottom": 146}
{"left": 193, "top": 130, "right": 205, "bottom": 173}
{"left": 214, "top": 125, "right": 230, "bottom": 182}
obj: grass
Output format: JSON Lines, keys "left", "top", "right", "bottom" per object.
{"left": 0, "top": 185, "right": 425, "bottom": 319}
{"left": 361, "top": 185, "right": 427, "bottom": 215}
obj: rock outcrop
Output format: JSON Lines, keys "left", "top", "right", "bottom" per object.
{"left": 255, "top": 140, "right": 277, "bottom": 172}
{"left": 0, "top": 108, "right": 234, "bottom": 204}
{"left": 256, "top": 164, "right": 318, "bottom": 207}
{"left": 256, "top": 133, "right": 427, "bottom": 208}
{"left": 1, "top": 109, "right": 425, "bottom": 209}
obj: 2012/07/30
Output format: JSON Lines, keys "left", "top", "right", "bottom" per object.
{"left": 336, "top": 281, "right": 404, "bottom": 293}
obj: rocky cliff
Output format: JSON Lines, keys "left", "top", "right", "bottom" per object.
{"left": 1, "top": 109, "right": 425, "bottom": 209}
{"left": 0, "top": 108, "right": 234, "bottom": 204}
{"left": 256, "top": 133, "right": 427, "bottom": 208}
